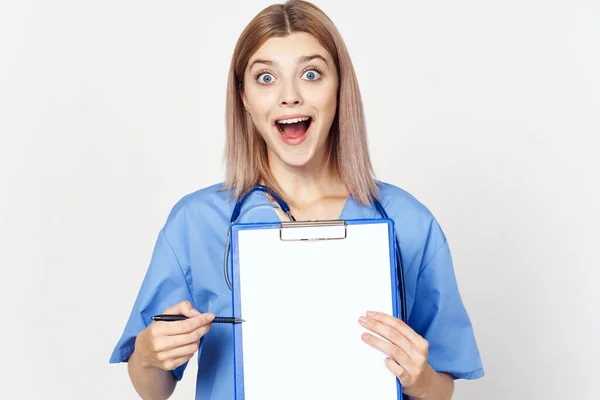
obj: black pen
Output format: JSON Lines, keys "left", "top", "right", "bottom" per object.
{"left": 151, "top": 314, "right": 245, "bottom": 324}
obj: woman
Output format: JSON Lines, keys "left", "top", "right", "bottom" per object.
{"left": 110, "top": 1, "right": 484, "bottom": 399}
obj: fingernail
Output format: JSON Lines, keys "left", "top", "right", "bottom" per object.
{"left": 190, "top": 309, "right": 201, "bottom": 316}
{"left": 206, "top": 313, "right": 215, "bottom": 322}
{"left": 366, "top": 311, "right": 376, "bottom": 317}
{"left": 359, "top": 316, "right": 369, "bottom": 324}
{"left": 362, "top": 333, "right": 371, "bottom": 341}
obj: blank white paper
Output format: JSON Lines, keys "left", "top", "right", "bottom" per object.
{"left": 236, "top": 222, "right": 400, "bottom": 399}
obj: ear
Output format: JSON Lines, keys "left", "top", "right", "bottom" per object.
{"left": 240, "top": 91, "right": 249, "bottom": 111}
{"left": 238, "top": 80, "right": 250, "bottom": 111}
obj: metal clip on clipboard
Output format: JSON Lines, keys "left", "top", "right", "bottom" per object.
{"left": 279, "top": 219, "right": 347, "bottom": 241}
{"left": 225, "top": 220, "right": 347, "bottom": 291}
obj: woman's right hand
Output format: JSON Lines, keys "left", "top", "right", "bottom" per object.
{"left": 134, "top": 300, "right": 215, "bottom": 371}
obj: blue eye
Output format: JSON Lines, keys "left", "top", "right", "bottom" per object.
{"left": 302, "top": 70, "right": 321, "bottom": 81}
{"left": 257, "top": 73, "right": 275, "bottom": 84}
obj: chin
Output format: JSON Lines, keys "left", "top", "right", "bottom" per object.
{"left": 269, "top": 143, "right": 315, "bottom": 168}
{"left": 272, "top": 147, "right": 317, "bottom": 168}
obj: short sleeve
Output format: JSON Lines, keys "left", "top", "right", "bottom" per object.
{"left": 109, "top": 228, "right": 194, "bottom": 381}
{"left": 408, "top": 224, "right": 485, "bottom": 380}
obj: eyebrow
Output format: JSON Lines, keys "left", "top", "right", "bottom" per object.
{"left": 248, "top": 54, "right": 328, "bottom": 70}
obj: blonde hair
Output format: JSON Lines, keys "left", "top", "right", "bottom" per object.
{"left": 223, "top": 0, "right": 378, "bottom": 206}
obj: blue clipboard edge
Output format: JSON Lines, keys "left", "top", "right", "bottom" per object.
{"left": 229, "top": 218, "right": 403, "bottom": 400}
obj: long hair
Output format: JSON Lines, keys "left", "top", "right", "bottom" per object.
{"left": 223, "top": 0, "right": 378, "bottom": 205}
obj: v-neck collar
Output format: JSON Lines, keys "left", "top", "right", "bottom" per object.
{"left": 256, "top": 189, "right": 356, "bottom": 222}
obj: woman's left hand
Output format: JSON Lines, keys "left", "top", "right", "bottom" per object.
{"left": 359, "top": 311, "right": 435, "bottom": 398}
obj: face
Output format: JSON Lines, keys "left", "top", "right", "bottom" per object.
{"left": 241, "top": 32, "right": 339, "bottom": 170}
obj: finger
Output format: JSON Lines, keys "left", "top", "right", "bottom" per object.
{"left": 157, "top": 342, "right": 199, "bottom": 364}
{"left": 359, "top": 316, "right": 417, "bottom": 360}
{"left": 162, "top": 300, "right": 201, "bottom": 318}
{"left": 365, "top": 311, "right": 426, "bottom": 348}
{"left": 154, "top": 324, "right": 212, "bottom": 352}
{"left": 164, "top": 313, "right": 214, "bottom": 335}
{"left": 154, "top": 313, "right": 214, "bottom": 336}
{"left": 361, "top": 332, "right": 414, "bottom": 371}
{"left": 384, "top": 357, "right": 411, "bottom": 385}
{"left": 160, "top": 353, "right": 194, "bottom": 372}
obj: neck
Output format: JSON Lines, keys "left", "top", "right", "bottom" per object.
{"left": 266, "top": 150, "right": 347, "bottom": 207}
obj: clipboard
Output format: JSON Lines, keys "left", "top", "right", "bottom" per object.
{"left": 229, "top": 218, "right": 403, "bottom": 400}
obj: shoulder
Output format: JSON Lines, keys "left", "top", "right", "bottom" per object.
{"left": 376, "top": 181, "right": 448, "bottom": 261}
{"left": 168, "top": 182, "right": 231, "bottom": 215}
{"left": 377, "top": 181, "right": 437, "bottom": 224}
{"left": 161, "top": 182, "right": 233, "bottom": 236}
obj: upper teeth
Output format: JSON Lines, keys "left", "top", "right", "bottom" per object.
{"left": 277, "top": 116, "right": 310, "bottom": 124}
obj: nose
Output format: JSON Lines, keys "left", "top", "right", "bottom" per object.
{"left": 279, "top": 80, "right": 303, "bottom": 107}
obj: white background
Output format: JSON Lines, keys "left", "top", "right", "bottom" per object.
{"left": 1, "top": 0, "right": 598, "bottom": 399}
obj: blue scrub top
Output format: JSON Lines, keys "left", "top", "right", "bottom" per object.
{"left": 110, "top": 182, "right": 484, "bottom": 398}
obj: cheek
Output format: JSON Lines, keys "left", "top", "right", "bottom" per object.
{"left": 247, "top": 98, "right": 274, "bottom": 129}
{"left": 245, "top": 86, "right": 274, "bottom": 115}
{"left": 315, "top": 82, "right": 338, "bottom": 121}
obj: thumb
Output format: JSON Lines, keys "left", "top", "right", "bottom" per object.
{"left": 162, "top": 300, "right": 201, "bottom": 318}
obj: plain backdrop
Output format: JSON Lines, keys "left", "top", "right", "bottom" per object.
{"left": 1, "top": 0, "right": 599, "bottom": 399}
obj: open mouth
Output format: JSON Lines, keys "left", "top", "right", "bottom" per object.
{"left": 275, "top": 116, "right": 312, "bottom": 138}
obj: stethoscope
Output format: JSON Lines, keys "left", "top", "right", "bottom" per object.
{"left": 224, "top": 185, "right": 407, "bottom": 324}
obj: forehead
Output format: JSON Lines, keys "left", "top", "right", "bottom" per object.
{"left": 248, "top": 32, "right": 333, "bottom": 65}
